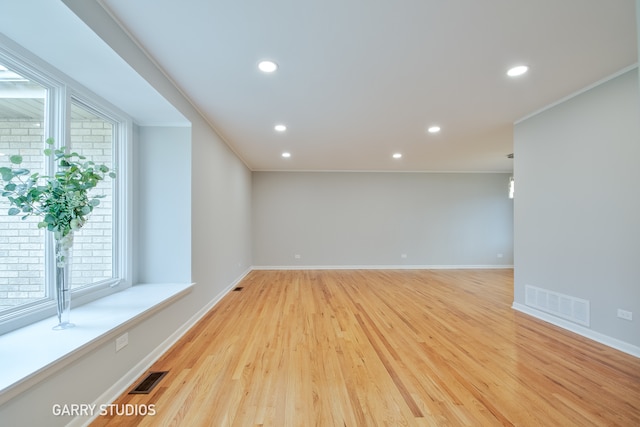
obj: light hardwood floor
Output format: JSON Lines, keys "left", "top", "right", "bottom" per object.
{"left": 92, "top": 270, "right": 640, "bottom": 426}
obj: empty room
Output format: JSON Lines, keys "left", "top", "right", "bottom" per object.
{"left": 0, "top": 1, "right": 638, "bottom": 426}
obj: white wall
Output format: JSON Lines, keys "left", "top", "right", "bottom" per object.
{"left": 133, "top": 125, "right": 192, "bottom": 283}
{"left": 514, "top": 69, "right": 640, "bottom": 349}
{"left": 253, "top": 172, "right": 514, "bottom": 267}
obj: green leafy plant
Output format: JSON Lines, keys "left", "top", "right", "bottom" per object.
{"left": 0, "top": 137, "right": 116, "bottom": 242}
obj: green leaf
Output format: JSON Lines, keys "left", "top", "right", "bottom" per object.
{"left": 9, "top": 155, "right": 22, "bottom": 164}
{"left": 1, "top": 134, "right": 116, "bottom": 232}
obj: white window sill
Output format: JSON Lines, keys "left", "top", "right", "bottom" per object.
{"left": 0, "top": 282, "right": 194, "bottom": 405}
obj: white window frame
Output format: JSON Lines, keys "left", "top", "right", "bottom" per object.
{"left": 0, "top": 40, "right": 132, "bottom": 335}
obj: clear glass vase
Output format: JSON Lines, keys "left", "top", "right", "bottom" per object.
{"left": 53, "top": 232, "right": 75, "bottom": 330}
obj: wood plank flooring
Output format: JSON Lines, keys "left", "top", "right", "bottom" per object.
{"left": 91, "top": 270, "right": 640, "bottom": 426}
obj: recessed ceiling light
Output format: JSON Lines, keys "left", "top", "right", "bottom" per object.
{"left": 392, "top": 153, "right": 402, "bottom": 159}
{"left": 507, "top": 65, "right": 529, "bottom": 77}
{"left": 258, "top": 60, "right": 278, "bottom": 73}
{"left": 428, "top": 126, "right": 441, "bottom": 134}
{"left": 274, "top": 124, "right": 287, "bottom": 132}
{"left": 281, "top": 152, "right": 291, "bottom": 158}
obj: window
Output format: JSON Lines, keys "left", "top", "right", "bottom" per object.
{"left": 0, "top": 46, "right": 130, "bottom": 334}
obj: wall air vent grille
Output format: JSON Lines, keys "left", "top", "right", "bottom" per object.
{"left": 525, "top": 285, "right": 590, "bottom": 326}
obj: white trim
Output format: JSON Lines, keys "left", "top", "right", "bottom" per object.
{"left": 136, "top": 121, "right": 192, "bottom": 127}
{"left": 515, "top": 63, "right": 639, "bottom": 124}
{"left": 252, "top": 264, "right": 514, "bottom": 271}
{"left": 72, "top": 267, "right": 252, "bottom": 427}
{"left": 251, "top": 169, "right": 514, "bottom": 174}
{"left": 512, "top": 302, "right": 640, "bottom": 359}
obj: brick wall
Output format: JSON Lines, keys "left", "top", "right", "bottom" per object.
{"left": 0, "top": 119, "right": 114, "bottom": 310}
{"left": 0, "top": 120, "right": 46, "bottom": 310}
{"left": 69, "top": 118, "right": 114, "bottom": 290}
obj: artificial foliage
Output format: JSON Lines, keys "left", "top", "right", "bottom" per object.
{"left": 0, "top": 137, "right": 116, "bottom": 242}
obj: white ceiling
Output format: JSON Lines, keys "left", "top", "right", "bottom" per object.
{"left": 11, "top": 1, "right": 640, "bottom": 172}
{"left": 97, "top": 0, "right": 637, "bottom": 172}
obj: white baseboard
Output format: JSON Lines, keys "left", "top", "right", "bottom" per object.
{"left": 512, "top": 302, "right": 640, "bottom": 359}
{"left": 252, "top": 264, "right": 514, "bottom": 270}
{"left": 74, "top": 267, "right": 253, "bottom": 427}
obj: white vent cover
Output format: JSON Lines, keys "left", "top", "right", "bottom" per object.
{"left": 525, "top": 285, "right": 590, "bottom": 326}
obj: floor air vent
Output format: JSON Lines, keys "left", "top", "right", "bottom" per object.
{"left": 129, "top": 371, "right": 168, "bottom": 394}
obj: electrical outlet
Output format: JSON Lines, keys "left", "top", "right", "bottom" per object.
{"left": 617, "top": 309, "right": 633, "bottom": 321}
{"left": 294, "top": 254, "right": 301, "bottom": 259}
{"left": 401, "top": 254, "right": 407, "bottom": 259}
{"left": 115, "top": 332, "right": 129, "bottom": 352}
{"left": 497, "top": 253, "right": 504, "bottom": 258}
